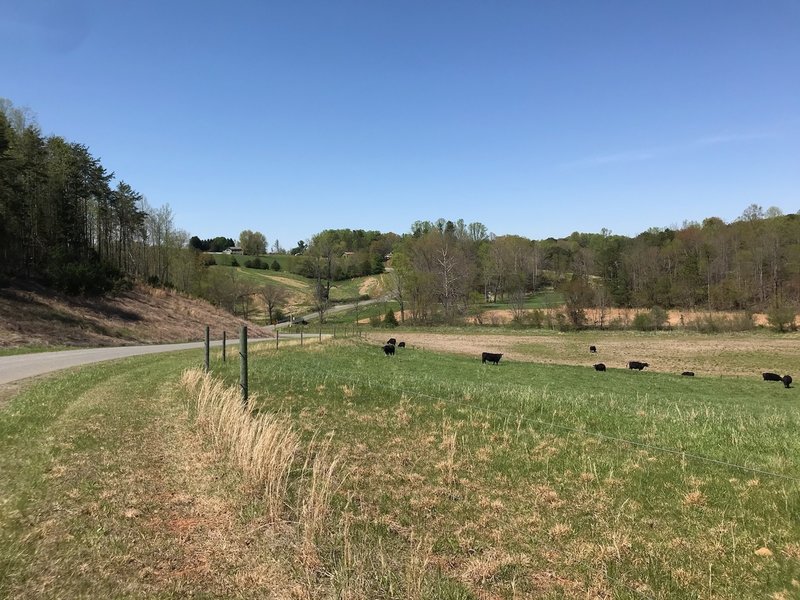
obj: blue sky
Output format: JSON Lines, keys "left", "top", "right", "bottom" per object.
{"left": 2, "top": 0, "right": 798, "bottom": 247}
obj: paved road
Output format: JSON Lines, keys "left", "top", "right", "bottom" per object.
{"left": 0, "top": 338, "right": 271, "bottom": 386}
{"left": 0, "top": 296, "right": 388, "bottom": 385}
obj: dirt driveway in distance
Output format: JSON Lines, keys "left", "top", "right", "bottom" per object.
{"left": 367, "top": 330, "right": 800, "bottom": 378}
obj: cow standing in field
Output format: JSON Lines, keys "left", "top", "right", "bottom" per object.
{"left": 593, "top": 363, "right": 606, "bottom": 371}
{"left": 397, "top": 341, "right": 406, "bottom": 348}
{"left": 589, "top": 346, "right": 597, "bottom": 353}
{"left": 682, "top": 371, "right": 695, "bottom": 376}
{"left": 386, "top": 338, "right": 397, "bottom": 346}
{"left": 763, "top": 372, "right": 782, "bottom": 382}
{"left": 383, "top": 344, "right": 395, "bottom": 356}
{"left": 481, "top": 352, "right": 503, "bottom": 365}
{"left": 783, "top": 375, "right": 793, "bottom": 388}
{"left": 628, "top": 361, "right": 649, "bottom": 370}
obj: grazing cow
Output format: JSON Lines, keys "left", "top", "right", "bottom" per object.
{"left": 383, "top": 344, "right": 395, "bottom": 356}
{"left": 593, "top": 363, "right": 606, "bottom": 371}
{"left": 386, "top": 338, "right": 397, "bottom": 346}
{"left": 682, "top": 371, "right": 695, "bottom": 377}
{"left": 628, "top": 361, "right": 649, "bottom": 370}
{"left": 589, "top": 345, "right": 597, "bottom": 353}
{"left": 481, "top": 352, "right": 503, "bottom": 365}
{"left": 783, "top": 375, "right": 793, "bottom": 388}
{"left": 762, "top": 372, "right": 782, "bottom": 382}
{"left": 398, "top": 341, "right": 406, "bottom": 348}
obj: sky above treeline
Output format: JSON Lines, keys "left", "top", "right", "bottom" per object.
{"left": 2, "top": 0, "right": 799, "bottom": 248}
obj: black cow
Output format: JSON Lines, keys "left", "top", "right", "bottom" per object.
{"left": 763, "top": 372, "right": 782, "bottom": 382}
{"left": 383, "top": 344, "right": 395, "bottom": 356}
{"left": 397, "top": 341, "right": 406, "bottom": 348}
{"left": 386, "top": 338, "right": 397, "bottom": 346}
{"left": 593, "top": 363, "right": 606, "bottom": 371}
{"left": 783, "top": 375, "right": 793, "bottom": 388}
{"left": 682, "top": 371, "right": 695, "bottom": 377}
{"left": 589, "top": 345, "right": 597, "bottom": 353}
{"left": 628, "top": 361, "right": 649, "bottom": 370}
{"left": 481, "top": 352, "right": 503, "bottom": 365}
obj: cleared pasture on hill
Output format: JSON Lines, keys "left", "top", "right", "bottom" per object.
{"left": 209, "top": 339, "right": 800, "bottom": 599}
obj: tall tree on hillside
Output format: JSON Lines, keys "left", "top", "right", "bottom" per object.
{"left": 258, "top": 283, "right": 288, "bottom": 324}
{"left": 239, "top": 230, "right": 267, "bottom": 256}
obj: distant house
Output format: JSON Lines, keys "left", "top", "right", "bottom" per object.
{"left": 224, "top": 246, "right": 243, "bottom": 255}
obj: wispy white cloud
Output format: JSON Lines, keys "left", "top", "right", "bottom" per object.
{"left": 562, "top": 131, "right": 776, "bottom": 169}
{"left": 691, "top": 132, "right": 775, "bottom": 146}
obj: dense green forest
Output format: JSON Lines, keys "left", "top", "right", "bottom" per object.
{"left": 2, "top": 99, "right": 798, "bottom": 327}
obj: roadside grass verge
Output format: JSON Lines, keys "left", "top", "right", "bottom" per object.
{"left": 0, "top": 353, "right": 327, "bottom": 598}
{"left": 0, "top": 345, "right": 72, "bottom": 356}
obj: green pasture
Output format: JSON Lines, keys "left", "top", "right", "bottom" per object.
{"left": 211, "top": 252, "right": 297, "bottom": 271}
{"left": 2, "top": 335, "right": 799, "bottom": 598}
{"left": 213, "top": 339, "right": 800, "bottom": 598}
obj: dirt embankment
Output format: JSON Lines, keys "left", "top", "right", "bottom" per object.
{"left": 0, "top": 281, "right": 270, "bottom": 348}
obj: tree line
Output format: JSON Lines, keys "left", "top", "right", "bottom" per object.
{"left": 381, "top": 212, "right": 800, "bottom": 326}
{"left": 0, "top": 100, "right": 187, "bottom": 294}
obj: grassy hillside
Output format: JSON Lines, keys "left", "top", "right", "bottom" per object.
{"left": 4, "top": 332, "right": 796, "bottom": 598}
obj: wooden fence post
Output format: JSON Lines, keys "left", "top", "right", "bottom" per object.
{"left": 222, "top": 330, "right": 226, "bottom": 362}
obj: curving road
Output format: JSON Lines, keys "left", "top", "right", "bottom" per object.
{"left": 0, "top": 296, "right": 389, "bottom": 385}
{"left": 0, "top": 338, "right": 268, "bottom": 386}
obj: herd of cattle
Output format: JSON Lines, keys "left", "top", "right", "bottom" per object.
{"left": 380, "top": 339, "right": 793, "bottom": 388}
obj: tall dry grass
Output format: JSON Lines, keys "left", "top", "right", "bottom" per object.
{"left": 180, "top": 368, "right": 342, "bottom": 565}
{"left": 181, "top": 369, "right": 300, "bottom": 520}
{"left": 298, "top": 437, "right": 341, "bottom": 569}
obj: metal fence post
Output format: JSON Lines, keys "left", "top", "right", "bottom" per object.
{"left": 275, "top": 329, "right": 279, "bottom": 350}
{"left": 204, "top": 325, "right": 210, "bottom": 372}
{"left": 240, "top": 326, "right": 248, "bottom": 407}
{"left": 222, "top": 330, "right": 226, "bottom": 362}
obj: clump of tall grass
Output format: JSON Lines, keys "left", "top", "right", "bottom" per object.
{"left": 181, "top": 368, "right": 299, "bottom": 520}
{"left": 181, "top": 368, "right": 344, "bottom": 574}
{"left": 298, "top": 437, "right": 341, "bottom": 569}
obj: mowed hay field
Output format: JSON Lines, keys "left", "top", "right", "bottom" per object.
{"left": 2, "top": 333, "right": 800, "bottom": 598}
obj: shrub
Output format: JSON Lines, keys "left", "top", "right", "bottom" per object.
{"left": 244, "top": 258, "right": 268, "bottom": 269}
{"left": 650, "top": 306, "right": 669, "bottom": 330}
{"left": 49, "top": 259, "right": 121, "bottom": 296}
{"left": 369, "top": 314, "right": 382, "bottom": 328}
{"left": 384, "top": 309, "right": 398, "bottom": 327}
{"left": 632, "top": 312, "right": 653, "bottom": 331}
{"left": 203, "top": 255, "right": 216, "bottom": 266}
{"left": 767, "top": 305, "right": 797, "bottom": 332}
{"left": 230, "top": 257, "right": 239, "bottom": 267}
{"left": 271, "top": 260, "right": 281, "bottom": 271}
